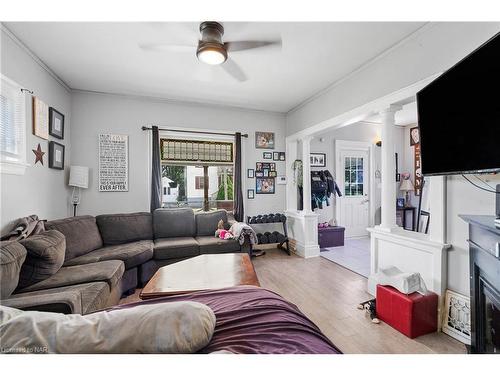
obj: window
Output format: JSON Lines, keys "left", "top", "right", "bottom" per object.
{"left": 0, "top": 75, "right": 26, "bottom": 174}
{"left": 160, "top": 136, "right": 235, "bottom": 211}
{"left": 344, "top": 156, "right": 364, "bottom": 196}
{"left": 195, "top": 176, "right": 206, "bottom": 190}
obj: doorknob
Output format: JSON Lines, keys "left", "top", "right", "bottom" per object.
{"left": 361, "top": 199, "right": 370, "bottom": 204}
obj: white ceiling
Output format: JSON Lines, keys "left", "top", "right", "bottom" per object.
{"left": 5, "top": 22, "right": 425, "bottom": 112}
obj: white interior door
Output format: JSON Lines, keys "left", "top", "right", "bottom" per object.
{"left": 338, "top": 150, "right": 370, "bottom": 237}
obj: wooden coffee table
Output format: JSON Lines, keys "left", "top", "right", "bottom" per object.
{"left": 140, "top": 253, "right": 260, "bottom": 299}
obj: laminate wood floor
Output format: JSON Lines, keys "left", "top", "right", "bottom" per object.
{"left": 120, "top": 249, "right": 466, "bottom": 354}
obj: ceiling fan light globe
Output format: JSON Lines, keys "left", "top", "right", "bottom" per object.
{"left": 197, "top": 44, "right": 227, "bottom": 65}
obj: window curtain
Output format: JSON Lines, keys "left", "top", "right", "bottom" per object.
{"left": 150, "top": 126, "right": 162, "bottom": 212}
{"left": 233, "top": 132, "right": 244, "bottom": 222}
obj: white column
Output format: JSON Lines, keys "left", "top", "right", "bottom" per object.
{"left": 285, "top": 139, "right": 298, "bottom": 211}
{"left": 379, "top": 105, "right": 401, "bottom": 230}
{"left": 428, "top": 176, "right": 447, "bottom": 243}
{"left": 301, "top": 136, "right": 312, "bottom": 212}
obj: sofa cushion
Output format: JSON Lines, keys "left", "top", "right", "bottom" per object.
{"left": 63, "top": 240, "right": 153, "bottom": 269}
{"left": 17, "top": 230, "right": 66, "bottom": 290}
{"left": 195, "top": 236, "right": 240, "bottom": 254}
{"left": 17, "top": 260, "right": 124, "bottom": 293}
{"left": 195, "top": 210, "right": 229, "bottom": 236}
{"left": 46, "top": 216, "right": 103, "bottom": 261}
{"left": 2, "top": 282, "right": 111, "bottom": 315}
{"left": 0, "top": 241, "right": 27, "bottom": 299}
{"left": 153, "top": 208, "right": 195, "bottom": 238}
{"left": 96, "top": 212, "right": 153, "bottom": 246}
{"left": 154, "top": 237, "right": 199, "bottom": 260}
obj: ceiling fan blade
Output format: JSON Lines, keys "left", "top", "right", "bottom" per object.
{"left": 221, "top": 58, "right": 247, "bottom": 82}
{"left": 138, "top": 43, "right": 195, "bottom": 53}
{"left": 225, "top": 40, "right": 282, "bottom": 52}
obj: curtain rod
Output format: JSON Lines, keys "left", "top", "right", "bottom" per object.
{"left": 141, "top": 126, "right": 248, "bottom": 138}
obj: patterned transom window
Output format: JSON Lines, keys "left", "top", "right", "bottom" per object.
{"left": 344, "top": 156, "right": 364, "bottom": 196}
{"left": 160, "top": 138, "right": 233, "bottom": 164}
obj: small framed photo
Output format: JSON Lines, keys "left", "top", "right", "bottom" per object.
{"left": 279, "top": 152, "right": 286, "bottom": 161}
{"left": 269, "top": 171, "right": 277, "bottom": 177}
{"left": 397, "top": 198, "right": 405, "bottom": 208}
{"left": 270, "top": 163, "right": 276, "bottom": 171}
{"left": 255, "top": 171, "right": 264, "bottom": 178}
{"left": 263, "top": 169, "right": 269, "bottom": 177}
{"left": 32, "top": 96, "right": 49, "bottom": 140}
{"left": 247, "top": 169, "right": 254, "bottom": 178}
{"left": 310, "top": 152, "right": 326, "bottom": 167}
{"left": 410, "top": 126, "right": 420, "bottom": 146}
{"left": 256, "top": 177, "right": 275, "bottom": 194}
{"left": 247, "top": 189, "right": 255, "bottom": 199}
{"left": 49, "top": 107, "right": 65, "bottom": 139}
{"left": 277, "top": 176, "right": 287, "bottom": 185}
{"left": 48, "top": 141, "right": 65, "bottom": 170}
{"left": 255, "top": 131, "right": 275, "bottom": 149}
{"left": 263, "top": 152, "right": 273, "bottom": 159}
{"left": 273, "top": 152, "right": 279, "bottom": 161}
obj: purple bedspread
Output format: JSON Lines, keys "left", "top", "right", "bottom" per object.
{"left": 116, "top": 286, "right": 341, "bottom": 354}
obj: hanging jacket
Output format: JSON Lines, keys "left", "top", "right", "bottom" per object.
{"left": 321, "top": 170, "right": 342, "bottom": 198}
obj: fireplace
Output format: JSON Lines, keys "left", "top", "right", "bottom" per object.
{"left": 464, "top": 215, "right": 500, "bottom": 354}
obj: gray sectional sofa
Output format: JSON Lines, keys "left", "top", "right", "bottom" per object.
{"left": 0, "top": 208, "right": 248, "bottom": 315}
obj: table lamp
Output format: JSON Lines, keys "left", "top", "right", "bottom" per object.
{"left": 69, "top": 166, "right": 89, "bottom": 216}
{"left": 399, "top": 176, "right": 414, "bottom": 208}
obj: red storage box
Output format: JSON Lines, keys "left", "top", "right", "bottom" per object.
{"left": 376, "top": 284, "right": 438, "bottom": 339}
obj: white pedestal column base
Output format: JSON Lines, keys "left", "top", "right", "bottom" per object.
{"left": 285, "top": 210, "right": 320, "bottom": 258}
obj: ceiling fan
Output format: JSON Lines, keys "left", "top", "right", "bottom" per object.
{"left": 139, "top": 21, "right": 282, "bottom": 82}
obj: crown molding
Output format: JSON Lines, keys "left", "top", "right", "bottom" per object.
{"left": 1, "top": 23, "right": 72, "bottom": 92}
{"left": 71, "top": 88, "right": 286, "bottom": 117}
{"left": 286, "top": 22, "right": 434, "bottom": 115}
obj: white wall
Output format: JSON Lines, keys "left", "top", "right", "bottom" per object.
{"left": 0, "top": 26, "right": 72, "bottom": 230}
{"left": 70, "top": 91, "right": 287, "bottom": 218}
{"left": 287, "top": 23, "right": 500, "bottom": 136}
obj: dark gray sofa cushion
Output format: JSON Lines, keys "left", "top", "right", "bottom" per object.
{"left": 0, "top": 241, "right": 27, "bottom": 299}
{"left": 3, "top": 282, "right": 111, "bottom": 315}
{"left": 153, "top": 208, "right": 195, "bottom": 238}
{"left": 63, "top": 240, "right": 153, "bottom": 269}
{"left": 154, "top": 237, "right": 199, "bottom": 260}
{"left": 96, "top": 212, "right": 153, "bottom": 246}
{"left": 195, "top": 210, "right": 228, "bottom": 236}
{"left": 17, "top": 260, "right": 124, "bottom": 293}
{"left": 46, "top": 216, "right": 103, "bottom": 262}
{"left": 195, "top": 236, "right": 240, "bottom": 254}
{"left": 17, "top": 230, "right": 66, "bottom": 290}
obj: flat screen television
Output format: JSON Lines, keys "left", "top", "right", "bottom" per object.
{"left": 417, "top": 32, "right": 500, "bottom": 176}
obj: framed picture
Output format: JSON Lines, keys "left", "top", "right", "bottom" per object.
{"left": 277, "top": 176, "right": 287, "bottom": 185}
{"left": 396, "top": 198, "right": 405, "bottom": 208}
{"left": 410, "top": 126, "right": 420, "bottom": 146}
{"left": 247, "top": 169, "right": 254, "bottom": 178}
{"left": 49, "top": 107, "right": 65, "bottom": 139}
{"left": 32, "top": 96, "right": 49, "bottom": 140}
{"left": 279, "top": 152, "right": 286, "bottom": 161}
{"left": 255, "top": 131, "right": 275, "bottom": 149}
{"left": 247, "top": 189, "right": 255, "bottom": 199}
{"left": 255, "top": 171, "right": 264, "bottom": 178}
{"left": 263, "top": 152, "right": 272, "bottom": 159}
{"left": 273, "top": 152, "right": 279, "bottom": 161}
{"left": 310, "top": 153, "right": 326, "bottom": 167}
{"left": 263, "top": 169, "right": 269, "bottom": 177}
{"left": 269, "top": 171, "right": 277, "bottom": 177}
{"left": 256, "top": 177, "right": 275, "bottom": 194}
{"left": 48, "top": 141, "right": 65, "bottom": 170}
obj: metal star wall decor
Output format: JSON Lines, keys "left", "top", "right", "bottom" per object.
{"left": 32, "top": 143, "right": 45, "bottom": 165}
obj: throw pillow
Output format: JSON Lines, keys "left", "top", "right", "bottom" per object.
{"left": 0, "top": 302, "right": 216, "bottom": 353}
{"left": 17, "top": 230, "right": 66, "bottom": 290}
